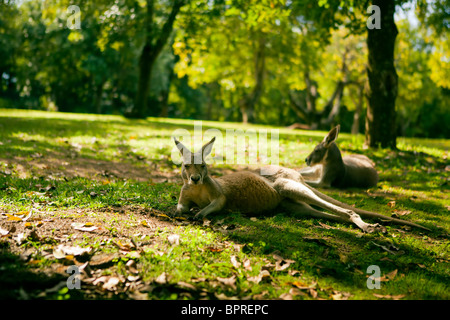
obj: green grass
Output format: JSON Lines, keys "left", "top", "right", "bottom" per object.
{"left": 0, "top": 108, "right": 448, "bottom": 300}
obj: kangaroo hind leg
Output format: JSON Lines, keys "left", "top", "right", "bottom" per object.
{"left": 280, "top": 200, "right": 347, "bottom": 224}
{"left": 273, "top": 178, "right": 381, "bottom": 233}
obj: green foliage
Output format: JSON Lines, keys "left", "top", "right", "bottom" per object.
{"left": 0, "top": 0, "right": 448, "bottom": 137}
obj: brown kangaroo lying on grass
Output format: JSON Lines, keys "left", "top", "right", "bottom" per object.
{"left": 300, "top": 125, "right": 379, "bottom": 188}
{"left": 172, "top": 137, "right": 428, "bottom": 232}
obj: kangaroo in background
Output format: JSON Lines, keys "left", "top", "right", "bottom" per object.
{"left": 300, "top": 125, "right": 379, "bottom": 188}
{"left": 173, "top": 137, "right": 428, "bottom": 232}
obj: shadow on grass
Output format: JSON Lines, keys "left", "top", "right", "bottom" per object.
{"left": 222, "top": 213, "right": 450, "bottom": 299}
{"left": 0, "top": 249, "right": 76, "bottom": 299}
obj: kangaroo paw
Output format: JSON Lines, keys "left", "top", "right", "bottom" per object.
{"left": 189, "top": 215, "right": 200, "bottom": 222}
{"left": 363, "top": 223, "right": 387, "bottom": 234}
{"left": 348, "top": 212, "right": 386, "bottom": 233}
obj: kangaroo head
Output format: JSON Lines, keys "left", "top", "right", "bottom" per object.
{"left": 174, "top": 137, "right": 215, "bottom": 185}
{"left": 305, "top": 125, "right": 340, "bottom": 166}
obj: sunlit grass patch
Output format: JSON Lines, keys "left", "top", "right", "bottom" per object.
{"left": 0, "top": 109, "right": 449, "bottom": 300}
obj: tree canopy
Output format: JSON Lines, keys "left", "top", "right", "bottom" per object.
{"left": 0, "top": 0, "right": 448, "bottom": 139}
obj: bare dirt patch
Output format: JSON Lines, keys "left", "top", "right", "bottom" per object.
{"left": 0, "top": 205, "right": 180, "bottom": 299}
{"left": 1, "top": 155, "right": 181, "bottom": 183}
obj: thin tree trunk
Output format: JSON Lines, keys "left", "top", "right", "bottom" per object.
{"left": 94, "top": 81, "right": 104, "bottom": 114}
{"left": 321, "top": 80, "right": 345, "bottom": 127}
{"left": 365, "top": 0, "right": 398, "bottom": 149}
{"left": 158, "top": 66, "right": 175, "bottom": 118}
{"left": 351, "top": 84, "right": 364, "bottom": 135}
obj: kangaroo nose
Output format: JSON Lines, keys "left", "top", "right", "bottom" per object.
{"left": 191, "top": 176, "right": 200, "bottom": 183}
{"left": 305, "top": 158, "right": 309, "bottom": 165}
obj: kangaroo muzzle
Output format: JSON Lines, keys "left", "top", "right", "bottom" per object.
{"left": 190, "top": 175, "right": 201, "bottom": 184}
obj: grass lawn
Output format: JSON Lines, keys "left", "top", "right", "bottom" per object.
{"left": 0, "top": 109, "right": 448, "bottom": 300}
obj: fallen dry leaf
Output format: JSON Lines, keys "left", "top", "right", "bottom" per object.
{"left": 0, "top": 226, "right": 10, "bottom": 236}
{"left": 156, "top": 213, "right": 172, "bottom": 220}
{"left": 331, "top": 290, "right": 351, "bottom": 300}
{"left": 53, "top": 244, "right": 92, "bottom": 259}
{"left": 112, "top": 240, "right": 136, "bottom": 251}
{"left": 6, "top": 214, "right": 23, "bottom": 222}
{"left": 127, "top": 275, "right": 140, "bottom": 282}
{"left": 140, "top": 220, "right": 150, "bottom": 227}
{"left": 22, "top": 210, "right": 33, "bottom": 222}
{"left": 289, "top": 287, "right": 307, "bottom": 297}
{"left": 275, "top": 259, "right": 295, "bottom": 271}
{"left": 243, "top": 259, "right": 252, "bottom": 271}
{"left": 230, "top": 255, "right": 241, "bottom": 268}
{"left": 273, "top": 254, "right": 295, "bottom": 271}
{"left": 373, "top": 293, "right": 406, "bottom": 300}
{"left": 392, "top": 209, "right": 412, "bottom": 217}
{"left": 288, "top": 270, "right": 300, "bottom": 276}
{"left": 14, "top": 232, "right": 25, "bottom": 245}
{"left": 167, "top": 234, "right": 180, "bottom": 246}
{"left": 217, "top": 275, "right": 237, "bottom": 290}
{"left": 379, "top": 269, "right": 398, "bottom": 282}
{"left": 291, "top": 280, "right": 317, "bottom": 290}
{"left": 215, "top": 293, "right": 239, "bottom": 300}
{"left": 252, "top": 290, "right": 269, "bottom": 300}
{"left": 309, "top": 288, "right": 318, "bottom": 299}
{"left": 247, "top": 270, "right": 271, "bottom": 284}
{"left": 317, "top": 221, "right": 337, "bottom": 230}
{"left": 177, "top": 281, "right": 197, "bottom": 291}
{"left": 155, "top": 272, "right": 167, "bottom": 284}
{"left": 71, "top": 222, "right": 99, "bottom": 232}
{"left": 102, "top": 277, "right": 120, "bottom": 291}
{"left": 279, "top": 292, "right": 294, "bottom": 300}
{"left": 387, "top": 200, "right": 396, "bottom": 208}
{"left": 93, "top": 276, "right": 121, "bottom": 291}
{"left": 126, "top": 260, "right": 139, "bottom": 275}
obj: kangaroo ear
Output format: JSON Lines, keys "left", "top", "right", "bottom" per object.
{"left": 173, "top": 137, "right": 190, "bottom": 157}
{"left": 201, "top": 137, "right": 216, "bottom": 159}
{"left": 323, "top": 125, "right": 340, "bottom": 147}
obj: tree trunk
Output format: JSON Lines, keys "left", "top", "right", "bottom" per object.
{"left": 132, "top": 44, "right": 156, "bottom": 118}
{"left": 351, "top": 84, "right": 364, "bottom": 135}
{"left": 94, "top": 81, "right": 104, "bottom": 114}
{"left": 321, "top": 80, "right": 345, "bottom": 127}
{"left": 158, "top": 65, "right": 175, "bottom": 118}
{"left": 239, "top": 35, "right": 266, "bottom": 124}
{"left": 127, "top": 0, "right": 184, "bottom": 119}
{"left": 365, "top": 0, "right": 398, "bottom": 149}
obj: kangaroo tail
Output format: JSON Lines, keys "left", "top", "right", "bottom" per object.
{"left": 306, "top": 185, "right": 430, "bottom": 231}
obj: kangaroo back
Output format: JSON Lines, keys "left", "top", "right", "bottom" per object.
{"left": 338, "top": 156, "right": 379, "bottom": 188}
{"left": 217, "top": 172, "right": 281, "bottom": 214}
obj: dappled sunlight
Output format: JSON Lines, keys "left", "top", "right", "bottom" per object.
{"left": 0, "top": 110, "right": 449, "bottom": 301}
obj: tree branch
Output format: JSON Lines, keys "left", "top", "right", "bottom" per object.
{"left": 288, "top": 90, "right": 308, "bottom": 121}
{"left": 151, "top": 0, "right": 185, "bottom": 61}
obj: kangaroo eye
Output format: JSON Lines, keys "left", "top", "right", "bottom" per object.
{"left": 184, "top": 164, "right": 190, "bottom": 168}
